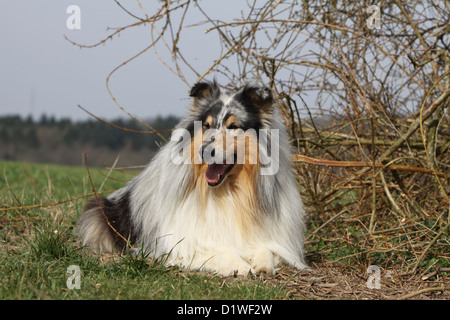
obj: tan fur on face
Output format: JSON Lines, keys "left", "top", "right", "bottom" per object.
{"left": 224, "top": 115, "right": 238, "bottom": 128}
{"left": 203, "top": 115, "right": 213, "bottom": 128}
{"left": 189, "top": 127, "right": 261, "bottom": 236}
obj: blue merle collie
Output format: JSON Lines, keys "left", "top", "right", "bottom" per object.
{"left": 78, "top": 80, "right": 307, "bottom": 275}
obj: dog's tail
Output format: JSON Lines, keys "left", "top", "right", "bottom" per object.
{"left": 78, "top": 199, "right": 117, "bottom": 253}
{"left": 78, "top": 194, "right": 136, "bottom": 253}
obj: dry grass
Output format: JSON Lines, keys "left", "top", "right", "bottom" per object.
{"left": 265, "top": 265, "right": 450, "bottom": 300}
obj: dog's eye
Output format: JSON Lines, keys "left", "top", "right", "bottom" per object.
{"left": 203, "top": 122, "right": 211, "bottom": 129}
{"left": 227, "top": 123, "right": 239, "bottom": 130}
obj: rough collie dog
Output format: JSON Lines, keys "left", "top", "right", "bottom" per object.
{"left": 78, "top": 80, "right": 307, "bottom": 275}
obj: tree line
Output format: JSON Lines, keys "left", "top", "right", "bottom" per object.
{"left": 0, "top": 114, "right": 180, "bottom": 166}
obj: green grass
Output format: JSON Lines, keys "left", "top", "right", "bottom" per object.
{"left": 0, "top": 160, "right": 290, "bottom": 300}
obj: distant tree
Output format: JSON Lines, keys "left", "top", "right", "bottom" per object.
{"left": 58, "top": 118, "right": 72, "bottom": 130}
{"left": 0, "top": 127, "right": 8, "bottom": 143}
{"left": 24, "top": 127, "right": 40, "bottom": 149}
{"left": 25, "top": 115, "right": 33, "bottom": 126}
{"left": 39, "top": 114, "right": 48, "bottom": 126}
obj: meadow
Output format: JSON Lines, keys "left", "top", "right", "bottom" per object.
{"left": 0, "top": 160, "right": 293, "bottom": 300}
{"left": 1, "top": 160, "right": 448, "bottom": 300}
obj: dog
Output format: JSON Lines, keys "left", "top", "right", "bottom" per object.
{"left": 78, "top": 80, "right": 307, "bottom": 275}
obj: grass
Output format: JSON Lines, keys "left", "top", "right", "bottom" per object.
{"left": 1, "top": 160, "right": 448, "bottom": 300}
{"left": 0, "top": 160, "right": 291, "bottom": 300}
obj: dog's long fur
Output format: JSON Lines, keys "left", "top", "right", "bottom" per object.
{"left": 78, "top": 81, "right": 307, "bottom": 275}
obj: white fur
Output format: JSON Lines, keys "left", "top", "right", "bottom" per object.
{"left": 80, "top": 85, "right": 307, "bottom": 276}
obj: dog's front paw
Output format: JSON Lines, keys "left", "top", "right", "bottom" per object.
{"left": 251, "top": 248, "right": 279, "bottom": 275}
{"left": 230, "top": 263, "right": 256, "bottom": 277}
{"left": 200, "top": 250, "right": 255, "bottom": 276}
{"left": 216, "top": 257, "right": 255, "bottom": 276}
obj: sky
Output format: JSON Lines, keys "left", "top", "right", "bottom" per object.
{"left": 0, "top": 1, "right": 241, "bottom": 121}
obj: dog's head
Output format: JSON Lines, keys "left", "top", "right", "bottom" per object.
{"left": 187, "top": 80, "right": 275, "bottom": 187}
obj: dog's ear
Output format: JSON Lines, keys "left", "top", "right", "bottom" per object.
{"left": 189, "top": 80, "right": 220, "bottom": 102}
{"left": 237, "top": 85, "right": 274, "bottom": 113}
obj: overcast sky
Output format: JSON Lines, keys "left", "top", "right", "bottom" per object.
{"left": 0, "top": 1, "right": 242, "bottom": 121}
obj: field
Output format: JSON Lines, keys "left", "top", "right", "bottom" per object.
{"left": 1, "top": 160, "right": 448, "bottom": 300}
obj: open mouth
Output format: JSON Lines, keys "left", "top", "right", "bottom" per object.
{"left": 205, "top": 162, "right": 235, "bottom": 187}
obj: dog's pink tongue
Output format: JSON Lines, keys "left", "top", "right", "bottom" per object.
{"left": 205, "top": 164, "right": 227, "bottom": 184}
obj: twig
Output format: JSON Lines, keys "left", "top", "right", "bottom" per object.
{"left": 113, "top": 0, "right": 145, "bottom": 22}
{"left": 308, "top": 209, "right": 348, "bottom": 238}
{"left": 64, "top": 21, "right": 145, "bottom": 49}
{"left": 292, "top": 154, "right": 450, "bottom": 179}
{"left": 3, "top": 168, "right": 22, "bottom": 207}
{"left": 419, "top": 74, "right": 450, "bottom": 201}
{"left": 409, "top": 220, "right": 450, "bottom": 274}
{"left": 98, "top": 154, "right": 121, "bottom": 192}
{"left": 77, "top": 104, "right": 173, "bottom": 135}
{"left": 0, "top": 190, "right": 114, "bottom": 212}
{"left": 369, "top": 116, "right": 377, "bottom": 234}
{"left": 421, "top": 268, "right": 450, "bottom": 281}
{"left": 84, "top": 153, "right": 134, "bottom": 248}
{"left": 379, "top": 86, "right": 450, "bottom": 163}
{"left": 197, "top": 0, "right": 282, "bottom": 82}
{"left": 397, "top": 286, "right": 450, "bottom": 300}
{"left": 379, "top": 171, "right": 402, "bottom": 215}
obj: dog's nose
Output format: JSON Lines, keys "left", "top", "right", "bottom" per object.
{"left": 199, "top": 143, "right": 215, "bottom": 162}
{"left": 199, "top": 135, "right": 216, "bottom": 162}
